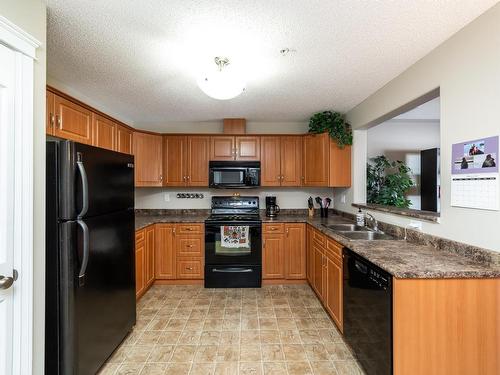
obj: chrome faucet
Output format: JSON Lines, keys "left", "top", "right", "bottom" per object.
{"left": 365, "top": 213, "right": 382, "bottom": 233}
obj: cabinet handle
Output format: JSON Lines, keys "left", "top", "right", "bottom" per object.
{"left": 286, "top": 228, "right": 289, "bottom": 236}
{"left": 56, "top": 115, "right": 62, "bottom": 129}
{"left": 186, "top": 244, "right": 194, "bottom": 248}
{"left": 277, "top": 176, "right": 281, "bottom": 181}
{"left": 50, "top": 113, "right": 55, "bottom": 128}
{"left": 173, "top": 227, "right": 176, "bottom": 235}
{"left": 235, "top": 148, "right": 239, "bottom": 157}
{"left": 186, "top": 175, "right": 190, "bottom": 180}
{"left": 159, "top": 174, "right": 163, "bottom": 182}
{"left": 186, "top": 267, "right": 193, "bottom": 270}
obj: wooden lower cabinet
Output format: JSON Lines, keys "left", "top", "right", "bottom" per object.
{"left": 154, "top": 224, "right": 176, "bottom": 279}
{"left": 145, "top": 225, "right": 155, "bottom": 288}
{"left": 307, "top": 225, "right": 343, "bottom": 332}
{"left": 135, "top": 226, "right": 155, "bottom": 299}
{"left": 263, "top": 223, "right": 306, "bottom": 280}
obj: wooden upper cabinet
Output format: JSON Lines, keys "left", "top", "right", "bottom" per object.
{"left": 280, "top": 136, "right": 302, "bottom": 187}
{"left": 236, "top": 136, "right": 260, "bottom": 160}
{"left": 116, "top": 125, "right": 133, "bottom": 155}
{"left": 163, "top": 135, "right": 187, "bottom": 186}
{"left": 54, "top": 95, "right": 93, "bottom": 144}
{"left": 303, "top": 133, "right": 329, "bottom": 186}
{"left": 187, "top": 136, "right": 210, "bottom": 186}
{"left": 210, "top": 136, "right": 235, "bottom": 160}
{"left": 329, "top": 141, "right": 351, "bottom": 187}
{"left": 285, "top": 224, "right": 306, "bottom": 279}
{"left": 261, "top": 136, "right": 281, "bottom": 186}
{"left": 46, "top": 90, "right": 55, "bottom": 135}
{"left": 92, "top": 113, "right": 116, "bottom": 151}
{"left": 133, "top": 132, "right": 163, "bottom": 187}
{"left": 262, "top": 234, "right": 285, "bottom": 279}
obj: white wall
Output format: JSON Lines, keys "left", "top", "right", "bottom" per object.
{"left": 0, "top": 1, "right": 46, "bottom": 373}
{"left": 335, "top": 3, "right": 500, "bottom": 252}
{"left": 136, "top": 187, "right": 333, "bottom": 210}
{"left": 367, "top": 119, "right": 440, "bottom": 209}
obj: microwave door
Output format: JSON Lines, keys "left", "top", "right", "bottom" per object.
{"left": 212, "top": 168, "right": 245, "bottom": 187}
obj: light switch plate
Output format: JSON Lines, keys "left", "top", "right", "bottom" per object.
{"left": 164, "top": 193, "right": 170, "bottom": 202}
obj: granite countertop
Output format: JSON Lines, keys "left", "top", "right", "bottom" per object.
{"left": 135, "top": 211, "right": 500, "bottom": 279}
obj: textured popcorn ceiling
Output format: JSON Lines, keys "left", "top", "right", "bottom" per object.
{"left": 47, "top": 0, "right": 496, "bottom": 127}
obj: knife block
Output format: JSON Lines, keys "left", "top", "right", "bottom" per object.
{"left": 308, "top": 208, "right": 314, "bottom": 217}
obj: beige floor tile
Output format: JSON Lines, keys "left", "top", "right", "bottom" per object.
{"left": 309, "top": 361, "right": 339, "bottom": 375}
{"left": 214, "top": 362, "right": 238, "bottom": 375}
{"left": 260, "top": 330, "right": 280, "bottom": 344}
{"left": 303, "top": 344, "right": 330, "bottom": 361}
{"left": 241, "top": 330, "right": 260, "bottom": 345}
{"left": 185, "top": 319, "right": 205, "bottom": 331}
{"left": 147, "top": 345, "right": 175, "bottom": 363}
{"left": 166, "top": 319, "right": 187, "bottom": 331}
{"left": 165, "top": 362, "right": 192, "bottom": 375}
{"left": 97, "top": 363, "right": 120, "bottom": 375}
{"left": 200, "top": 331, "right": 221, "bottom": 345}
{"left": 171, "top": 345, "right": 197, "bottom": 362}
{"left": 332, "top": 361, "right": 364, "bottom": 375}
{"left": 259, "top": 318, "right": 278, "bottom": 330}
{"left": 286, "top": 361, "right": 313, "bottom": 375}
{"left": 277, "top": 318, "right": 297, "bottom": 330}
{"left": 241, "top": 318, "right": 260, "bottom": 330}
{"left": 179, "top": 330, "right": 203, "bottom": 345}
{"left": 190, "top": 363, "right": 215, "bottom": 375}
{"left": 282, "top": 344, "right": 308, "bottom": 361}
{"left": 136, "top": 331, "right": 162, "bottom": 345}
{"left": 258, "top": 307, "right": 275, "bottom": 317}
{"left": 158, "top": 331, "right": 182, "bottom": 345}
{"left": 108, "top": 346, "right": 128, "bottom": 364}
{"left": 261, "top": 344, "right": 285, "bottom": 362}
{"left": 274, "top": 308, "right": 292, "bottom": 318}
{"left": 194, "top": 345, "right": 218, "bottom": 363}
{"left": 319, "top": 329, "right": 343, "bottom": 344}
{"left": 222, "top": 319, "right": 240, "bottom": 330}
{"left": 240, "top": 344, "right": 262, "bottom": 362}
{"left": 140, "top": 363, "right": 168, "bottom": 375}
{"left": 116, "top": 363, "right": 144, "bottom": 375}
{"left": 216, "top": 345, "right": 240, "bottom": 362}
{"left": 324, "top": 343, "right": 353, "bottom": 361}
{"left": 294, "top": 318, "right": 316, "bottom": 330}
{"left": 239, "top": 361, "right": 263, "bottom": 375}
{"left": 204, "top": 319, "right": 223, "bottom": 331}
{"left": 124, "top": 345, "right": 154, "bottom": 363}
{"left": 262, "top": 362, "right": 287, "bottom": 375}
{"left": 279, "top": 329, "right": 301, "bottom": 344}
{"left": 220, "top": 330, "right": 240, "bottom": 344}
{"left": 299, "top": 330, "right": 322, "bottom": 344}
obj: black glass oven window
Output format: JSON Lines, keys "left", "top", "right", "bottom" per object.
{"left": 213, "top": 170, "right": 244, "bottom": 184}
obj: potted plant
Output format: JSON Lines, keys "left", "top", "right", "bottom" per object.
{"left": 308, "top": 111, "right": 353, "bottom": 148}
{"left": 367, "top": 155, "right": 414, "bottom": 208}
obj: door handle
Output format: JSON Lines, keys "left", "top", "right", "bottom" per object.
{"left": 76, "top": 152, "right": 89, "bottom": 218}
{"left": 0, "top": 275, "right": 14, "bottom": 290}
{"left": 213, "top": 268, "right": 253, "bottom": 273}
{"left": 77, "top": 219, "right": 89, "bottom": 287}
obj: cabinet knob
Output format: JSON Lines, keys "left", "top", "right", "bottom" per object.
{"left": 277, "top": 176, "right": 281, "bottom": 181}
{"left": 159, "top": 174, "right": 163, "bottom": 182}
{"left": 186, "top": 267, "right": 193, "bottom": 270}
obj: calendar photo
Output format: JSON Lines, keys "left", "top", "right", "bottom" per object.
{"left": 452, "top": 136, "right": 499, "bottom": 174}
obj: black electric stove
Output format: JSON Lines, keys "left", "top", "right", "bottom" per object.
{"left": 204, "top": 196, "right": 262, "bottom": 288}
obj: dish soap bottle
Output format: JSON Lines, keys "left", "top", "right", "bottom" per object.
{"left": 356, "top": 208, "right": 365, "bottom": 226}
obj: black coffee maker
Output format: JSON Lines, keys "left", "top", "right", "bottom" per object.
{"left": 265, "top": 196, "right": 280, "bottom": 218}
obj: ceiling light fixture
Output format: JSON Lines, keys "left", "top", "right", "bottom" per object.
{"left": 197, "top": 57, "right": 246, "bottom": 100}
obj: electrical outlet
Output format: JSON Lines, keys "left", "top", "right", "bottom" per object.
{"left": 341, "top": 194, "right": 346, "bottom": 204}
{"left": 164, "top": 193, "right": 170, "bottom": 202}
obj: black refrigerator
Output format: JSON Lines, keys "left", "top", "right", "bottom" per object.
{"left": 46, "top": 139, "right": 136, "bottom": 375}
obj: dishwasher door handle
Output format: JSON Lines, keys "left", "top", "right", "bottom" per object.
{"left": 212, "top": 268, "right": 253, "bottom": 273}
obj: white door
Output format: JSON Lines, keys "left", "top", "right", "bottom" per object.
{"left": 0, "top": 42, "right": 17, "bottom": 375}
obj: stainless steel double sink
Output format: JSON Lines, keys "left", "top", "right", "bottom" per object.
{"left": 322, "top": 223, "right": 396, "bottom": 240}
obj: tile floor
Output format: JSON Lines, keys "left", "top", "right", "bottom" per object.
{"left": 98, "top": 284, "right": 366, "bottom": 375}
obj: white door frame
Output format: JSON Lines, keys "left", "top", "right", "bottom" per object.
{"left": 0, "top": 14, "right": 40, "bottom": 375}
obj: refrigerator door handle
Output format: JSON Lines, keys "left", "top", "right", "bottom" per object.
{"left": 76, "top": 219, "right": 89, "bottom": 286}
{"left": 76, "top": 152, "right": 89, "bottom": 218}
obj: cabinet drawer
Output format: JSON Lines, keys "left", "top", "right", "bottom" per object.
{"left": 176, "top": 258, "right": 203, "bottom": 279}
{"left": 312, "top": 229, "right": 326, "bottom": 245}
{"left": 176, "top": 236, "right": 203, "bottom": 257}
{"left": 176, "top": 223, "right": 204, "bottom": 234}
{"left": 326, "top": 238, "right": 343, "bottom": 258}
{"left": 135, "top": 229, "right": 145, "bottom": 243}
{"left": 263, "top": 223, "right": 285, "bottom": 234}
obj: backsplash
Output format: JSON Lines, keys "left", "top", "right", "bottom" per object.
{"left": 135, "top": 187, "right": 334, "bottom": 210}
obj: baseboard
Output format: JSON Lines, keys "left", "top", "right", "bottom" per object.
{"left": 262, "top": 279, "right": 307, "bottom": 285}
{"left": 154, "top": 279, "right": 204, "bottom": 285}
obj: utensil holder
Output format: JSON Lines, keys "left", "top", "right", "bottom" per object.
{"left": 320, "top": 207, "right": 328, "bottom": 218}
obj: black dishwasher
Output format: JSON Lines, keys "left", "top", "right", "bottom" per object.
{"left": 343, "top": 248, "right": 392, "bottom": 375}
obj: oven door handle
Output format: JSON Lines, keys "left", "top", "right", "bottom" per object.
{"left": 212, "top": 268, "right": 253, "bottom": 273}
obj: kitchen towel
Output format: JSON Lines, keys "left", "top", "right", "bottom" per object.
{"left": 221, "top": 225, "right": 250, "bottom": 248}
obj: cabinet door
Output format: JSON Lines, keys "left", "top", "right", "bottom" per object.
{"left": 312, "top": 245, "right": 324, "bottom": 298}
{"left": 155, "top": 224, "right": 176, "bottom": 279}
{"left": 306, "top": 225, "right": 314, "bottom": 284}
{"left": 133, "top": 132, "right": 163, "bottom": 186}
{"left": 260, "top": 136, "right": 281, "bottom": 186}
{"left": 303, "top": 133, "right": 329, "bottom": 186}
{"left": 92, "top": 113, "right": 116, "bottom": 151}
{"left": 135, "top": 231, "right": 146, "bottom": 298}
{"left": 54, "top": 95, "right": 93, "bottom": 144}
{"left": 116, "top": 125, "right": 133, "bottom": 154}
{"left": 285, "top": 224, "right": 306, "bottom": 279}
{"left": 262, "top": 234, "right": 285, "bottom": 279}
{"left": 163, "top": 135, "right": 187, "bottom": 186}
{"left": 326, "top": 255, "right": 343, "bottom": 331}
{"left": 187, "top": 136, "right": 210, "bottom": 186}
{"left": 236, "top": 136, "right": 260, "bottom": 161}
{"left": 281, "top": 136, "right": 302, "bottom": 187}
{"left": 46, "top": 90, "right": 55, "bottom": 135}
{"left": 210, "top": 136, "right": 235, "bottom": 160}
{"left": 329, "top": 142, "right": 351, "bottom": 187}
{"left": 145, "top": 226, "right": 155, "bottom": 288}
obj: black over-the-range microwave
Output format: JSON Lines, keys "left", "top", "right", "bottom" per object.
{"left": 209, "top": 161, "right": 260, "bottom": 189}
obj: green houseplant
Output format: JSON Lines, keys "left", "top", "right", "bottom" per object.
{"left": 308, "top": 111, "right": 353, "bottom": 148}
{"left": 367, "top": 155, "right": 414, "bottom": 208}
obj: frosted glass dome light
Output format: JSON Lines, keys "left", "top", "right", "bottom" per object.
{"left": 197, "top": 57, "right": 246, "bottom": 100}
